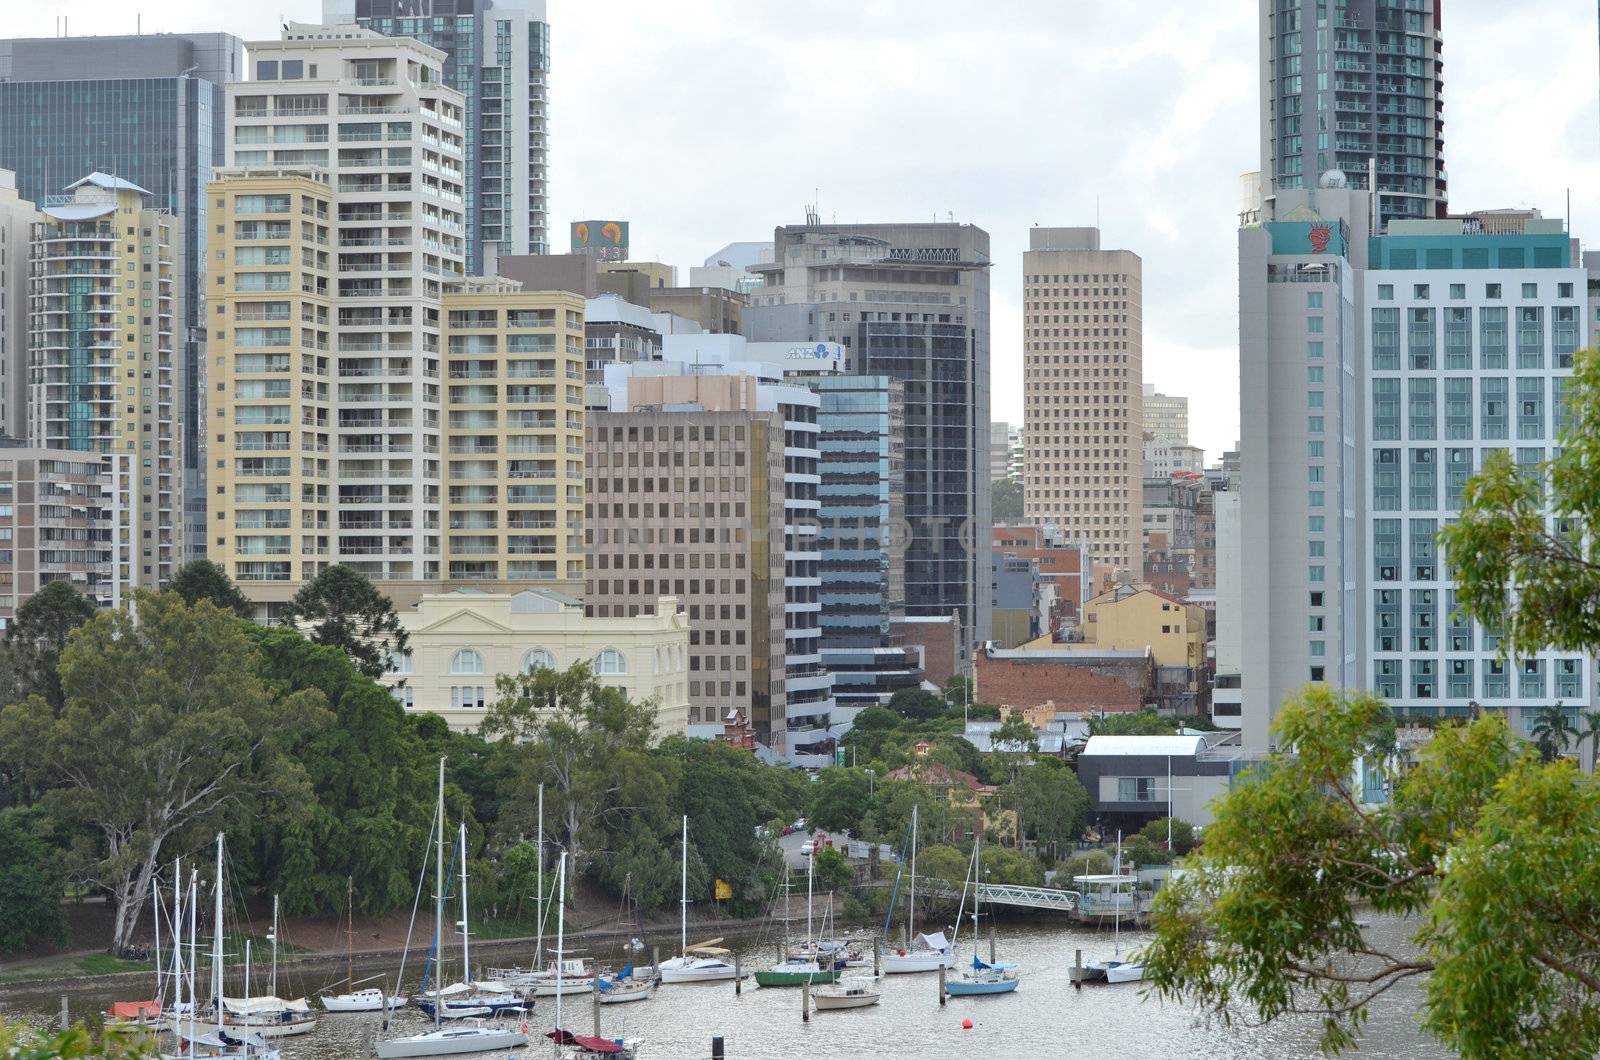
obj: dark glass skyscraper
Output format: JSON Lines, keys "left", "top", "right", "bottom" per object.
{"left": 325, "top": 0, "right": 551, "bottom": 273}
{"left": 0, "top": 31, "right": 243, "bottom": 562}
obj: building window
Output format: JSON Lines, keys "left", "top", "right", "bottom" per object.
{"left": 1116, "top": 777, "right": 1156, "bottom": 802}
{"left": 451, "top": 649, "right": 485, "bottom": 675}
{"left": 523, "top": 648, "right": 555, "bottom": 672}
{"left": 386, "top": 651, "right": 412, "bottom": 676}
{"left": 595, "top": 648, "right": 626, "bottom": 675}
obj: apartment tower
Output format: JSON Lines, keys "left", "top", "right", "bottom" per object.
{"left": 325, "top": 0, "right": 552, "bottom": 272}
{"left": 1259, "top": 0, "right": 1446, "bottom": 223}
{"left": 29, "top": 174, "right": 181, "bottom": 590}
{"left": 1022, "top": 227, "right": 1143, "bottom": 577}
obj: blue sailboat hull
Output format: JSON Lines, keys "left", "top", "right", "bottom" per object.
{"left": 944, "top": 977, "right": 1020, "bottom": 996}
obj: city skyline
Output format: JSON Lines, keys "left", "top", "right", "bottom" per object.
{"left": 8, "top": 1, "right": 1593, "bottom": 459}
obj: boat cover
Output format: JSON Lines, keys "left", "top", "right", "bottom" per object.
{"left": 221, "top": 995, "right": 312, "bottom": 1015}
{"left": 971, "top": 956, "right": 1019, "bottom": 971}
{"left": 107, "top": 1000, "right": 160, "bottom": 1019}
{"left": 547, "top": 1029, "right": 626, "bottom": 1053}
{"left": 913, "top": 932, "right": 950, "bottom": 952}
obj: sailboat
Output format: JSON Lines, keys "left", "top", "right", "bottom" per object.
{"left": 1071, "top": 832, "right": 1143, "bottom": 985}
{"left": 658, "top": 816, "right": 740, "bottom": 984}
{"left": 108, "top": 859, "right": 176, "bottom": 1034}
{"left": 375, "top": 759, "right": 528, "bottom": 1059}
{"left": 881, "top": 805, "right": 956, "bottom": 974}
{"left": 320, "top": 877, "right": 408, "bottom": 1012}
{"left": 415, "top": 820, "right": 530, "bottom": 1019}
{"left": 216, "top": 895, "right": 317, "bottom": 1038}
{"left": 595, "top": 964, "right": 655, "bottom": 1005}
{"left": 547, "top": 853, "right": 645, "bottom": 1058}
{"left": 943, "top": 835, "right": 1020, "bottom": 997}
{"left": 755, "top": 848, "right": 840, "bottom": 987}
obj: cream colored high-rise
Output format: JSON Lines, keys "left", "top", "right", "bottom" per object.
{"left": 209, "top": 24, "right": 583, "bottom": 610}
{"left": 1022, "top": 227, "right": 1142, "bottom": 577}
{"left": 29, "top": 174, "right": 180, "bottom": 590}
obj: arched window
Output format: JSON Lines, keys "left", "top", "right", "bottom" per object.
{"left": 523, "top": 648, "right": 555, "bottom": 673}
{"left": 451, "top": 648, "right": 485, "bottom": 675}
{"left": 594, "top": 648, "right": 626, "bottom": 675}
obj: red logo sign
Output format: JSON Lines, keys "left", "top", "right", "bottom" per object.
{"left": 1309, "top": 224, "right": 1332, "bottom": 254}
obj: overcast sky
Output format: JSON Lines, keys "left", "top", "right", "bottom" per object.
{"left": 12, "top": 1, "right": 1598, "bottom": 458}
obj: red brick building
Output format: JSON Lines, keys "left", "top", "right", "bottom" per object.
{"left": 974, "top": 644, "right": 1152, "bottom": 714}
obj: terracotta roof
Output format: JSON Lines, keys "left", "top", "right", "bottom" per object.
{"left": 885, "top": 761, "right": 996, "bottom": 794}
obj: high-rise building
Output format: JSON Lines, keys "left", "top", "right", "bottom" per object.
{"left": 208, "top": 25, "right": 583, "bottom": 609}
{"left": 29, "top": 174, "right": 181, "bottom": 591}
{"left": 1022, "top": 226, "right": 1143, "bottom": 577}
{"left": 326, "top": 0, "right": 551, "bottom": 272}
{"left": 1259, "top": 0, "right": 1447, "bottom": 223}
{"left": 745, "top": 221, "right": 992, "bottom": 649}
{"left": 989, "top": 421, "right": 1012, "bottom": 482}
{"left": 1141, "top": 384, "right": 1189, "bottom": 443}
{"left": 0, "top": 171, "right": 33, "bottom": 439}
{"left": 0, "top": 440, "right": 117, "bottom": 625}
{"left": 0, "top": 31, "right": 245, "bottom": 563}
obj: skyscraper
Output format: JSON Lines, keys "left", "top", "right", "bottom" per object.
{"left": 1141, "top": 384, "right": 1189, "bottom": 444}
{"left": 0, "top": 31, "right": 244, "bottom": 562}
{"left": 325, "top": 0, "right": 551, "bottom": 273}
{"left": 1259, "top": 0, "right": 1447, "bottom": 223}
{"left": 1022, "top": 226, "right": 1144, "bottom": 577}
{"left": 745, "top": 221, "right": 992, "bottom": 649}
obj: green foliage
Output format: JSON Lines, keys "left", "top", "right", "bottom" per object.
{"left": 1528, "top": 703, "right": 1578, "bottom": 763}
{"left": 941, "top": 675, "right": 974, "bottom": 710}
{"left": 915, "top": 844, "right": 969, "bottom": 891}
{"left": 1440, "top": 348, "right": 1600, "bottom": 659}
{"left": 5, "top": 580, "right": 95, "bottom": 711}
{"left": 240, "top": 625, "right": 437, "bottom": 918}
{"left": 809, "top": 768, "right": 873, "bottom": 834}
{"left": 281, "top": 563, "right": 409, "bottom": 679}
{"left": 601, "top": 820, "right": 679, "bottom": 916}
{"left": 0, "top": 1019, "right": 157, "bottom": 1058}
{"left": 0, "top": 808, "right": 66, "bottom": 952}
{"left": 1060, "top": 848, "right": 1113, "bottom": 877}
{"left": 1172, "top": 713, "right": 1219, "bottom": 732}
{"left": 1087, "top": 709, "right": 1176, "bottom": 736}
{"left": 1014, "top": 760, "right": 1090, "bottom": 851}
{"left": 992, "top": 476, "right": 1023, "bottom": 522}
{"left": 167, "top": 559, "right": 252, "bottom": 617}
{"left": 979, "top": 845, "right": 1045, "bottom": 886}
{"left": 1121, "top": 836, "right": 1167, "bottom": 868}
{"left": 992, "top": 712, "right": 1039, "bottom": 753}
{"left": 868, "top": 780, "right": 949, "bottom": 848}
{"left": 812, "top": 846, "right": 854, "bottom": 891}
{"left": 1136, "top": 816, "right": 1197, "bottom": 856}
{"left": 497, "top": 841, "right": 541, "bottom": 920}
{"left": 888, "top": 687, "right": 946, "bottom": 723}
{"left": 1143, "top": 685, "right": 1562, "bottom": 1056}
{"left": 0, "top": 591, "right": 327, "bottom": 953}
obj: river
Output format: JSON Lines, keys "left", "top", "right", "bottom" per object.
{"left": 2, "top": 919, "right": 1448, "bottom": 1059}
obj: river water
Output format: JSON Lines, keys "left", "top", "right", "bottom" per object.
{"left": 3, "top": 920, "right": 1448, "bottom": 1059}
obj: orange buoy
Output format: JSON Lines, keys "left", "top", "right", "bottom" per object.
{"left": 961, "top": 1018, "right": 974, "bottom": 1030}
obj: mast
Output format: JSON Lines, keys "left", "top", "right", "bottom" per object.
{"left": 458, "top": 820, "right": 471, "bottom": 985}
{"left": 433, "top": 758, "right": 445, "bottom": 1030}
{"left": 269, "top": 893, "right": 278, "bottom": 998}
{"left": 213, "top": 832, "right": 223, "bottom": 1037}
{"left": 535, "top": 783, "right": 545, "bottom": 968}
{"left": 555, "top": 852, "right": 567, "bottom": 1033}
{"left": 244, "top": 940, "right": 252, "bottom": 1003}
{"left": 906, "top": 803, "right": 918, "bottom": 944}
{"left": 187, "top": 871, "right": 198, "bottom": 1047}
{"left": 151, "top": 871, "right": 162, "bottom": 1001}
{"left": 679, "top": 814, "right": 688, "bottom": 958}
{"left": 1114, "top": 829, "right": 1123, "bottom": 956}
{"left": 167, "top": 856, "right": 181, "bottom": 1010}
{"left": 346, "top": 876, "right": 354, "bottom": 991}
{"left": 806, "top": 837, "right": 814, "bottom": 945}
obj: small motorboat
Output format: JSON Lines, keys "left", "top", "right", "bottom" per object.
{"left": 812, "top": 976, "right": 881, "bottom": 1011}
{"left": 657, "top": 942, "right": 740, "bottom": 984}
{"left": 320, "top": 987, "right": 408, "bottom": 1012}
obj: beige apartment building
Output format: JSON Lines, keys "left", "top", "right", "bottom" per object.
{"left": 208, "top": 25, "right": 584, "bottom": 609}
{"left": 385, "top": 587, "right": 690, "bottom": 733}
{"left": 0, "top": 442, "right": 117, "bottom": 626}
{"left": 30, "top": 173, "right": 181, "bottom": 590}
{"left": 584, "top": 392, "right": 788, "bottom": 745}
{"left": 1022, "top": 227, "right": 1143, "bottom": 577}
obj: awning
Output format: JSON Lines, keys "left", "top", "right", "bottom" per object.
{"left": 547, "top": 1029, "right": 626, "bottom": 1053}
{"left": 914, "top": 932, "right": 950, "bottom": 952}
{"left": 107, "top": 1001, "right": 160, "bottom": 1019}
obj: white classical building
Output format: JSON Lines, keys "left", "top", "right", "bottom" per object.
{"left": 386, "top": 587, "right": 691, "bottom": 733}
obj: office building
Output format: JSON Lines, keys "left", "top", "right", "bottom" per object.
{"left": 647, "top": 286, "right": 743, "bottom": 335}
{"left": 1238, "top": 184, "right": 1369, "bottom": 750}
{"left": 813, "top": 373, "right": 921, "bottom": 713}
{"left": 989, "top": 420, "right": 1013, "bottom": 482}
{"left": 1259, "top": 0, "right": 1447, "bottom": 223}
{"left": 385, "top": 587, "right": 689, "bottom": 733}
{"left": 745, "top": 220, "right": 993, "bottom": 650}
{"left": 0, "top": 31, "right": 244, "bottom": 563}
{"left": 585, "top": 390, "right": 788, "bottom": 747}
{"left": 0, "top": 441, "right": 117, "bottom": 626}
{"left": 29, "top": 173, "right": 180, "bottom": 591}
{"left": 326, "top": 0, "right": 551, "bottom": 272}
{"left": 208, "top": 26, "right": 584, "bottom": 608}
{"left": 692, "top": 240, "right": 771, "bottom": 296}
{"left": 1141, "top": 384, "right": 1189, "bottom": 443}
{"left": 1022, "top": 226, "right": 1144, "bottom": 577}
{"left": 0, "top": 171, "right": 32, "bottom": 438}
{"left": 990, "top": 524, "right": 1093, "bottom": 631}
{"left": 1143, "top": 432, "right": 1205, "bottom": 479}
{"left": 1363, "top": 213, "right": 1586, "bottom": 727}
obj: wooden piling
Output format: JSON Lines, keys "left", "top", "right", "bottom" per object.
{"left": 592, "top": 976, "right": 601, "bottom": 1037}
{"left": 802, "top": 978, "right": 811, "bottom": 1022}
{"left": 711, "top": 1035, "right": 725, "bottom": 1059}
{"left": 1073, "top": 948, "right": 1082, "bottom": 991}
{"left": 734, "top": 952, "right": 742, "bottom": 995}
{"left": 938, "top": 963, "right": 946, "bottom": 1006}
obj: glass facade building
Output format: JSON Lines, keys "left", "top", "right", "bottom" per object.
{"left": 0, "top": 32, "right": 243, "bottom": 563}
{"left": 327, "top": 0, "right": 551, "bottom": 272}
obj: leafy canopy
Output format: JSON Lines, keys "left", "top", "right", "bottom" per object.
{"left": 282, "top": 564, "right": 409, "bottom": 679}
{"left": 5, "top": 580, "right": 95, "bottom": 711}
{"left": 167, "top": 559, "right": 252, "bottom": 617}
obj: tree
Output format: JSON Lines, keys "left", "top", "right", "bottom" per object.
{"left": 0, "top": 591, "right": 326, "bottom": 953}
{"left": 941, "top": 675, "right": 973, "bottom": 711}
{"left": 5, "top": 580, "right": 96, "bottom": 711}
{"left": 281, "top": 564, "right": 409, "bottom": 679}
{"left": 810, "top": 768, "right": 872, "bottom": 835}
{"left": 1087, "top": 710, "right": 1176, "bottom": 736}
{"left": 1583, "top": 710, "right": 1600, "bottom": 772}
{"left": 992, "top": 712, "right": 1039, "bottom": 753}
{"left": 979, "top": 845, "right": 1044, "bottom": 887}
{"left": 1141, "top": 684, "right": 1600, "bottom": 1057}
{"left": 813, "top": 846, "right": 854, "bottom": 891}
{"left": 888, "top": 687, "right": 946, "bottom": 723}
{"left": 0, "top": 1020, "right": 157, "bottom": 1059}
{"left": 167, "top": 560, "right": 252, "bottom": 617}
{"left": 482, "top": 662, "right": 666, "bottom": 877}
{"left": 1136, "top": 816, "right": 1196, "bottom": 856}
{"left": 992, "top": 476, "right": 1023, "bottom": 522}
{"left": 0, "top": 809, "right": 66, "bottom": 952}
{"left": 1528, "top": 703, "right": 1578, "bottom": 763}
{"left": 868, "top": 779, "right": 949, "bottom": 849}
{"left": 1014, "top": 760, "right": 1089, "bottom": 855}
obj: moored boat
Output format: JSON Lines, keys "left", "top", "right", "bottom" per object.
{"left": 320, "top": 987, "right": 408, "bottom": 1012}
{"left": 373, "top": 1025, "right": 528, "bottom": 1059}
{"left": 881, "top": 931, "right": 956, "bottom": 974}
{"left": 944, "top": 956, "right": 1020, "bottom": 996}
{"left": 812, "top": 976, "right": 881, "bottom": 1011}
{"left": 753, "top": 957, "right": 842, "bottom": 987}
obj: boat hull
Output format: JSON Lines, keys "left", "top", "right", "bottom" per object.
{"left": 219, "top": 1016, "right": 318, "bottom": 1038}
{"left": 945, "top": 977, "right": 1020, "bottom": 996}
{"left": 754, "top": 967, "right": 841, "bottom": 987}
{"left": 321, "top": 991, "right": 407, "bottom": 1012}
{"left": 880, "top": 952, "right": 955, "bottom": 974}
{"left": 658, "top": 959, "right": 739, "bottom": 983}
{"left": 597, "top": 983, "right": 654, "bottom": 1004}
{"left": 1104, "top": 962, "right": 1145, "bottom": 984}
{"left": 416, "top": 997, "right": 529, "bottom": 1019}
{"left": 812, "top": 991, "right": 880, "bottom": 1010}
{"left": 373, "top": 1027, "right": 528, "bottom": 1058}
{"left": 531, "top": 978, "right": 597, "bottom": 997}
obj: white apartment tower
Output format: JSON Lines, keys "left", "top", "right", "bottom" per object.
{"left": 1022, "top": 226, "right": 1144, "bottom": 576}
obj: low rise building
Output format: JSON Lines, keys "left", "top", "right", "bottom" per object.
{"left": 990, "top": 524, "right": 1093, "bottom": 631}
{"left": 975, "top": 643, "right": 1153, "bottom": 715}
{"left": 1075, "top": 733, "right": 1244, "bottom": 830}
{"left": 386, "top": 587, "right": 690, "bottom": 734}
